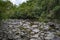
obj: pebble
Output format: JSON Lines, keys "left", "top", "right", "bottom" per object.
{"left": 0, "top": 19, "right": 60, "bottom": 40}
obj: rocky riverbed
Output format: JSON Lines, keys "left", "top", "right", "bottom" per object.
{"left": 0, "top": 19, "right": 60, "bottom": 40}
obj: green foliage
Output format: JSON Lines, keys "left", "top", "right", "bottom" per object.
{"left": 0, "top": 0, "right": 60, "bottom": 23}
{"left": 0, "top": 0, "right": 17, "bottom": 19}
{"left": 53, "top": 6, "right": 60, "bottom": 19}
{"left": 14, "top": 0, "right": 59, "bottom": 22}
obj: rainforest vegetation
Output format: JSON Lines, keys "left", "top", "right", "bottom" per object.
{"left": 0, "top": 0, "right": 60, "bottom": 23}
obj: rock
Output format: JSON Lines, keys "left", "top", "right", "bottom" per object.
{"left": 31, "top": 33, "right": 39, "bottom": 38}
{"left": 31, "top": 32, "right": 35, "bottom": 35}
{"left": 32, "top": 29, "right": 40, "bottom": 33}
{"left": 52, "top": 36, "right": 60, "bottom": 40}
{"left": 44, "top": 25, "right": 49, "bottom": 30}
{"left": 9, "top": 25, "right": 13, "bottom": 28}
{"left": 23, "top": 24, "right": 30, "bottom": 29}
{"left": 1, "top": 19, "right": 60, "bottom": 40}
{"left": 41, "top": 33, "right": 44, "bottom": 36}
{"left": 33, "top": 22, "right": 39, "bottom": 25}
{"left": 19, "top": 22, "right": 23, "bottom": 26}
{"left": 31, "top": 25, "right": 38, "bottom": 28}
{"left": 30, "top": 38, "right": 37, "bottom": 40}
{"left": 45, "top": 32, "right": 54, "bottom": 40}
{"left": 14, "top": 35, "right": 20, "bottom": 39}
{"left": 25, "top": 22, "right": 30, "bottom": 25}
{"left": 40, "top": 25, "right": 44, "bottom": 28}
{"left": 2, "top": 38, "right": 7, "bottom": 40}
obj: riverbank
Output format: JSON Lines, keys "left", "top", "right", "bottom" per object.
{"left": 0, "top": 19, "right": 60, "bottom": 40}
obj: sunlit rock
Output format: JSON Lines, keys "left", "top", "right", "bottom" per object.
{"left": 0, "top": 19, "right": 60, "bottom": 40}
{"left": 31, "top": 25, "right": 38, "bottom": 28}
{"left": 32, "top": 29, "right": 40, "bottom": 33}
{"left": 44, "top": 25, "right": 49, "bottom": 30}
{"left": 30, "top": 38, "right": 37, "bottom": 40}
{"left": 45, "top": 32, "right": 55, "bottom": 40}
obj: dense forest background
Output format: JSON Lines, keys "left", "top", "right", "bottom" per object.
{"left": 0, "top": 0, "right": 60, "bottom": 23}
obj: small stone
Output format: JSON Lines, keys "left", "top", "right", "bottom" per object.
{"left": 32, "top": 29, "right": 39, "bottom": 33}
{"left": 34, "top": 22, "right": 39, "bottom": 25}
{"left": 8, "top": 31, "right": 12, "bottom": 33}
{"left": 31, "top": 25, "right": 38, "bottom": 28}
{"left": 31, "top": 31, "right": 35, "bottom": 35}
{"left": 44, "top": 25, "right": 49, "bottom": 30}
{"left": 31, "top": 34, "right": 39, "bottom": 38}
{"left": 45, "top": 32, "right": 54, "bottom": 40}
{"left": 19, "top": 22, "right": 23, "bottom": 25}
{"left": 40, "top": 25, "right": 44, "bottom": 28}
{"left": 9, "top": 25, "right": 12, "bottom": 27}
{"left": 41, "top": 33, "right": 44, "bottom": 36}
{"left": 23, "top": 24, "right": 30, "bottom": 28}
{"left": 30, "top": 38, "right": 37, "bottom": 40}
{"left": 12, "top": 29, "right": 16, "bottom": 32}
{"left": 26, "top": 22, "right": 30, "bottom": 25}
{"left": 14, "top": 35, "right": 20, "bottom": 39}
